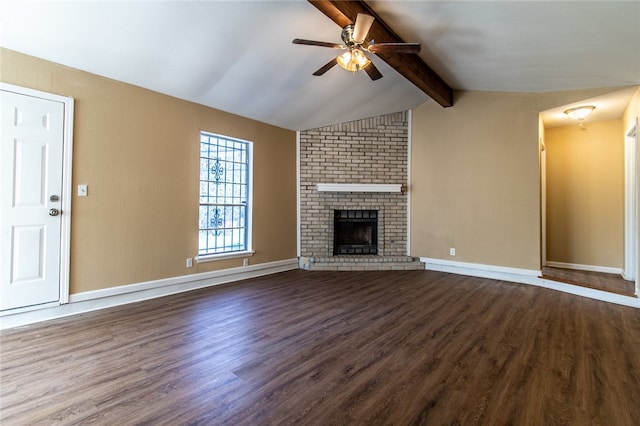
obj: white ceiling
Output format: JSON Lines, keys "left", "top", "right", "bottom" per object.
{"left": 1, "top": 1, "right": 639, "bottom": 131}
{"left": 541, "top": 86, "right": 639, "bottom": 128}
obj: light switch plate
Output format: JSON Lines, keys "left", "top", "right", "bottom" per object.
{"left": 78, "top": 184, "right": 88, "bottom": 197}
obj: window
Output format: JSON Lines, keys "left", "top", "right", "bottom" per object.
{"left": 198, "top": 132, "right": 252, "bottom": 258}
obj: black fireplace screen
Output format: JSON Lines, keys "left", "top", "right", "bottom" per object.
{"left": 333, "top": 210, "right": 378, "bottom": 255}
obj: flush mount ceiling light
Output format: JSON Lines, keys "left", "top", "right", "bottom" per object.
{"left": 564, "top": 105, "right": 596, "bottom": 121}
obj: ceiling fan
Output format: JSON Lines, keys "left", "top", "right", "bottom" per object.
{"left": 293, "top": 13, "right": 421, "bottom": 81}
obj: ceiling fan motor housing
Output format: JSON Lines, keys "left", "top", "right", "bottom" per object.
{"left": 341, "top": 25, "right": 359, "bottom": 47}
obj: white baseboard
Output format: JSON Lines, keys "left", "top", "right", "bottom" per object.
{"left": 422, "top": 257, "right": 639, "bottom": 309}
{"left": 421, "top": 257, "right": 541, "bottom": 284}
{"left": 544, "top": 261, "right": 622, "bottom": 275}
{"left": 0, "top": 258, "right": 298, "bottom": 330}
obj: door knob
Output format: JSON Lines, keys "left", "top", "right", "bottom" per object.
{"left": 49, "top": 208, "right": 60, "bottom": 216}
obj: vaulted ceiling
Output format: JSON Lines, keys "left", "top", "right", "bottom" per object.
{"left": 1, "top": 1, "right": 639, "bottom": 131}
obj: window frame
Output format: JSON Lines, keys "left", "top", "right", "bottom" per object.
{"left": 196, "top": 131, "right": 254, "bottom": 263}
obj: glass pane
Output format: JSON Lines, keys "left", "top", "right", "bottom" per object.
{"left": 199, "top": 206, "right": 209, "bottom": 229}
{"left": 198, "top": 230, "right": 209, "bottom": 254}
{"left": 199, "top": 159, "right": 209, "bottom": 180}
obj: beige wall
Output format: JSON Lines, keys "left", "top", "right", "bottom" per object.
{"left": 411, "top": 91, "right": 541, "bottom": 269}
{"left": 1, "top": 48, "right": 297, "bottom": 294}
{"left": 410, "top": 88, "right": 633, "bottom": 271}
{"left": 545, "top": 120, "right": 624, "bottom": 268}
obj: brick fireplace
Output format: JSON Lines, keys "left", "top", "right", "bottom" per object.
{"left": 298, "top": 111, "right": 424, "bottom": 271}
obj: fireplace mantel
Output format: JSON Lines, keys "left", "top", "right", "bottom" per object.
{"left": 316, "top": 183, "right": 402, "bottom": 193}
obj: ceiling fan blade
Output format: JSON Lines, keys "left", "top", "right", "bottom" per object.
{"left": 352, "top": 13, "right": 375, "bottom": 43}
{"left": 363, "top": 61, "right": 383, "bottom": 81}
{"left": 368, "top": 42, "right": 422, "bottom": 54}
{"left": 313, "top": 57, "right": 339, "bottom": 76}
{"left": 292, "top": 38, "right": 343, "bottom": 49}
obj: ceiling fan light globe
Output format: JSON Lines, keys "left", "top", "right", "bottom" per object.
{"left": 336, "top": 51, "right": 354, "bottom": 71}
{"left": 337, "top": 49, "right": 371, "bottom": 72}
{"left": 352, "top": 49, "right": 370, "bottom": 68}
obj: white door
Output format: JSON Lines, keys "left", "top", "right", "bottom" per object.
{"left": 1, "top": 90, "right": 65, "bottom": 310}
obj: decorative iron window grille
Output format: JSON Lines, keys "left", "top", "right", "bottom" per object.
{"left": 199, "top": 132, "right": 251, "bottom": 255}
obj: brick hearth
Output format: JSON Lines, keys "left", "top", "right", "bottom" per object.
{"left": 299, "top": 255, "right": 424, "bottom": 271}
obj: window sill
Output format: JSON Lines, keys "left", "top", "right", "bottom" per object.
{"left": 195, "top": 250, "right": 255, "bottom": 264}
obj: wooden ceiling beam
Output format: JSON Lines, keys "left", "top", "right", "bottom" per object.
{"left": 308, "top": 0, "right": 454, "bottom": 107}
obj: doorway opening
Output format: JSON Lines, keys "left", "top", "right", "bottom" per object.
{"left": 539, "top": 90, "right": 638, "bottom": 297}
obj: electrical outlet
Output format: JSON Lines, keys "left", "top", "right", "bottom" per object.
{"left": 186, "top": 258, "right": 193, "bottom": 268}
{"left": 243, "top": 258, "right": 249, "bottom": 267}
{"left": 449, "top": 248, "right": 456, "bottom": 256}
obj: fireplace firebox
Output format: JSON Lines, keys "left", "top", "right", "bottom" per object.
{"left": 333, "top": 210, "right": 378, "bottom": 255}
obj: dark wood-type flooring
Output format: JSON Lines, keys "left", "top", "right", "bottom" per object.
{"left": 542, "top": 266, "right": 636, "bottom": 297}
{"left": 1, "top": 270, "right": 640, "bottom": 425}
